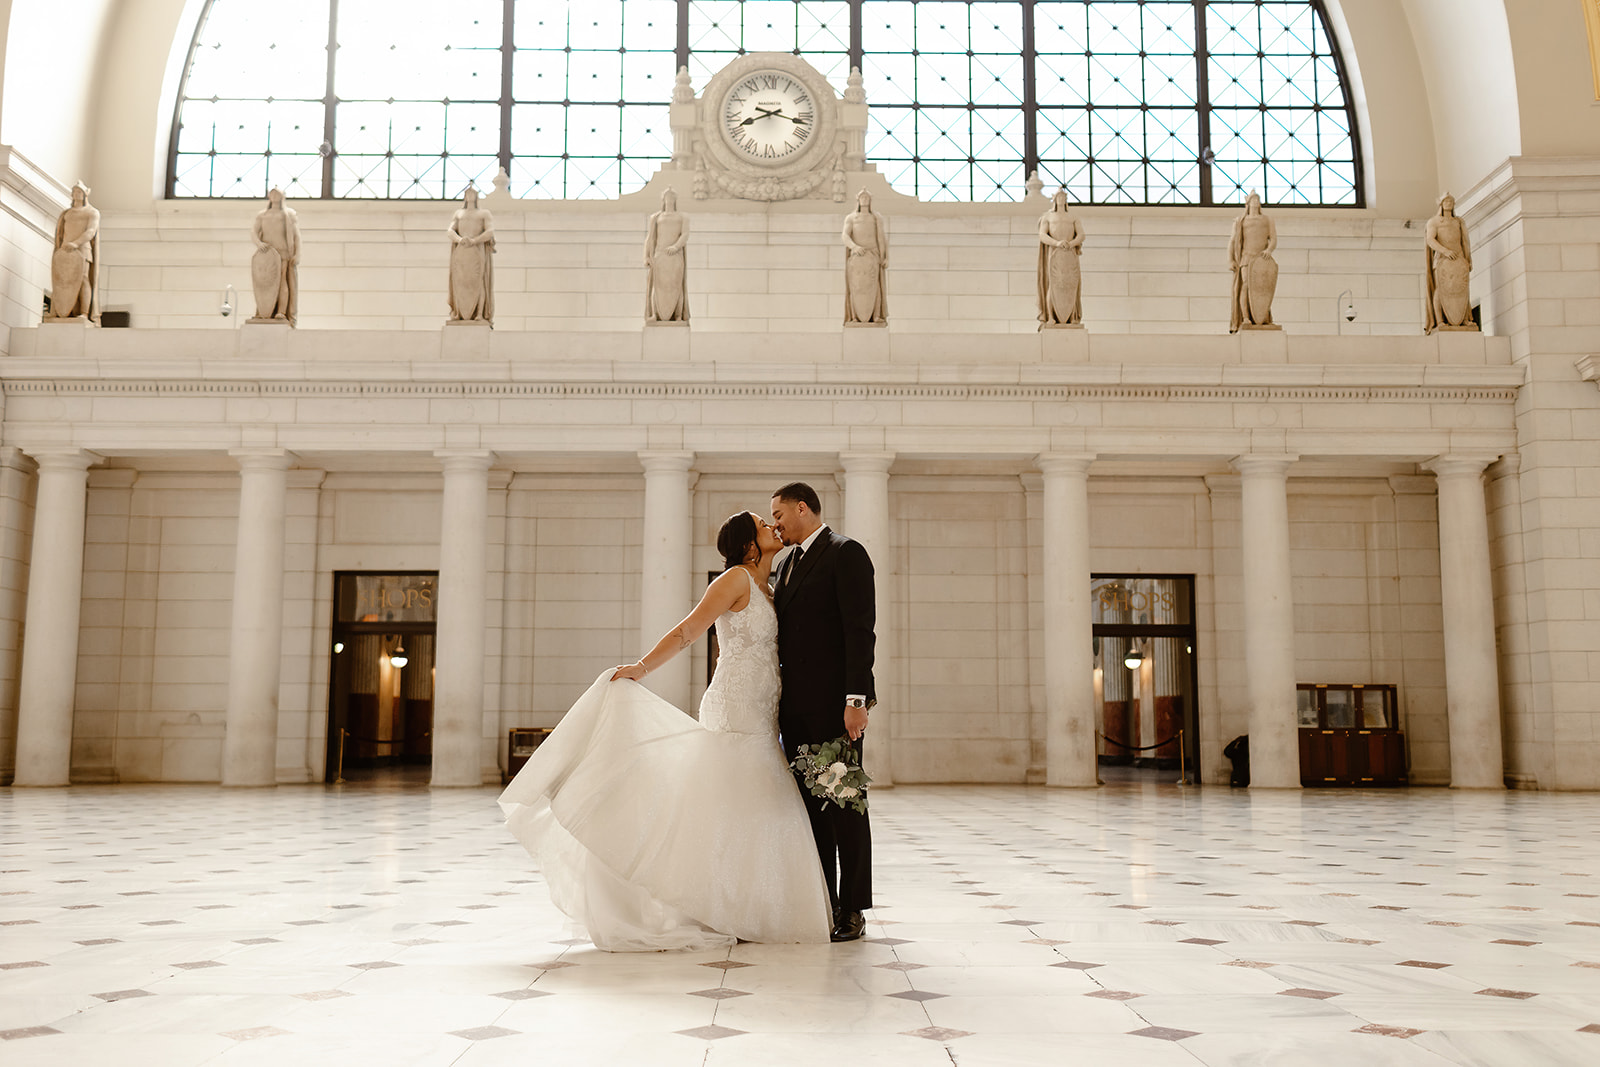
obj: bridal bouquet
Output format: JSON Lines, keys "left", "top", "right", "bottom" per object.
{"left": 790, "top": 736, "right": 872, "bottom": 815}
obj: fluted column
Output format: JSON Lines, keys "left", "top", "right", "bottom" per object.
{"left": 1232, "top": 454, "right": 1301, "bottom": 789}
{"left": 13, "top": 450, "right": 97, "bottom": 786}
{"left": 1037, "top": 453, "right": 1097, "bottom": 787}
{"left": 1425, "top": 455, "right": 1506, "bottom": 789}
{"left": 840, "top": 452, "right": 895, "bottom": 785}
{"left": 639, "top": 451, "right": 696, "bottom": 709}
{"left": 221, "top": 450, "right": 292, "bottom": 786}
{"left": 432, "top": 451, "right": 492, "bottom": 787}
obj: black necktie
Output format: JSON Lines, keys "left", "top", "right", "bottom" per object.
{"left": 786, "top": 546, "right": 804, "bottom": 585}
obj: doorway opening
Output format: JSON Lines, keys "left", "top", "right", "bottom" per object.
{"left": 325, "top": 572, "right": 437, "bottom": 785}
{"left": 1092, "top": 575, "right": 1199, "bottom": 783}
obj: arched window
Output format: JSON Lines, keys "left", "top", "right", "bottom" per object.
{"left": 169, "top": 0, "right": 1360, "bottom": 206}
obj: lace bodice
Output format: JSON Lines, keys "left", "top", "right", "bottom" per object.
{"left": 697, "top": 568, "right": 780, "bottom": 738}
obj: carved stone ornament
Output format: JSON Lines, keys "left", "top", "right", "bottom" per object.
{"left": 675, "top": 53, "right": 864, "bottom": 202}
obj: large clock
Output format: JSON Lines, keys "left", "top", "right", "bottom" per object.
{"left": 719, "top": 69, "right": 817, "bottom": 165}
{"left": 690, "top": 53, "right": 841, "bottom": 193}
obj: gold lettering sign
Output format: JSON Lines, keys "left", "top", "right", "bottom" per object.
{"left": 340, "top": 574, "right": 437, "bottom": 624}
{"left": 1096, "top": 585, "right": 1176, "bottom": 613}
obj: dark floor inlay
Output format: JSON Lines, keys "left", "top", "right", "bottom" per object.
{"left": 902, "top": 1026, "right": 973, "bottom": 1042}
{"left": 676, "top": 1024, "right": 746, "bottom": 1040}
{"left": 1129, "top": 1025, "right": 1199, "bottom": 1041}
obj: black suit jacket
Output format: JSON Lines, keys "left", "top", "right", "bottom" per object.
{"left": 774, "top": 527, "right": 876, "bottom": 754}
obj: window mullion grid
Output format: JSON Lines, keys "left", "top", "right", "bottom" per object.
{"left": 849, "top": 0, "right": 863, "bottom": 71}
{"left": 321, "top": 0, "right": 341, "bottom": 197}
{"left": 677, "top": 0, "right": 692, "bottom": 73}
{"left": 500, "top": 0, "right": 516, "bottom": 181}
{"left": 1194, "top": 0, "right": 1213, "bottom": 205}
{"left": 1021, "top": 0, "right": 1038, "bottom": 197}
{"left": 1138, "top": 8, "right": 1149, "bottom": 204}
{"left": 1254, "top": 0, "right": 1267, "bottom": 198}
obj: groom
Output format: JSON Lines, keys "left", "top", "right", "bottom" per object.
{"left": 771, "top": 482, "right": 875, "bottom": 943}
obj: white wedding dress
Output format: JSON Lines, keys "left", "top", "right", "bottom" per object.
{"left": 499, "top": 568, "right": 832, "bottom": 950}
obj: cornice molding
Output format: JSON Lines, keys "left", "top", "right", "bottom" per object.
{"left": 0, "top": 378, "right": 1522, "bottom": 405}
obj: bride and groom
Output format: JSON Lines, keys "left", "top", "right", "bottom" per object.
{"left": 500, "top": 482, "right": 876, "bottom": 950}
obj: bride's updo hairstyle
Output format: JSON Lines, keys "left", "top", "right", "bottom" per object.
{"left": 716, "top": 511, "right": 759, "bottom": 571}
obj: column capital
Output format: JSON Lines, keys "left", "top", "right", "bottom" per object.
{"left": 27, "top": 448, "right": 100, "bottom": 474}
{"left": 838, "top": 451, "right": 895, "bottom": 475}
{"left": 1034, "top": 452, "right": 1095, "bottom": 477}
{"left": 228, "top": 448, "right": 293, "bottom": 472}
{"left": 1489, "top": 453, "right": 1522, "bottom": 479}
{"left": 637, "top": 450, "right": 696, "bottom": 474}
{"left": 435, "top": 450, "right": 494, "bottom": 474}
{"left": 1423, "top": 454, "right": 1499, "bottom": 479}
{"left": 1230, "top": 453, "right": 1299, "bottom": 477}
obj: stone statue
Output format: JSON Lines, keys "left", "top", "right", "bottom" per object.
{"left": 1228, "top": 191, "right": 1279, "bottom": 332}
{"left": 842, "top": 189, "right": 888, "bottom": 325}
{"left": 1425, "top": 192, "right": 1476, "bottom": 333}
{"left": 250, "top": 187, "right": 299, "bottom": 325}
{"left": 1036, "top": 189, "right": 1084, "bottom": 327}
{"left": 644, "top": 188, "right": 689, "bottom": 323}
{"left": 447, "top": 184, "right": 495, "bottom": 325}
{"left": 46, "top": 182, "right": 100, "bottom": 323}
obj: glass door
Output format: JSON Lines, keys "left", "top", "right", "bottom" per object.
{"left": 1092, "top": 575, "right": 1199, "bottom": 781}
{"left": 325, "top": 572, "right": 438, "bottom": 783}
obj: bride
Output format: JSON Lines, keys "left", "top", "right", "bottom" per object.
{"left": 499, "top": 511, "right": 832, "bottom": 950}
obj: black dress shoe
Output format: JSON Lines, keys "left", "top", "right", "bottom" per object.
{"left": 830, "top": 910, "right": 866, "bottom": 942}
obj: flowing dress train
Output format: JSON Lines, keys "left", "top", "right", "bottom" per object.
{"left": 499, "top": 569, "right": 831, "bottom": 950}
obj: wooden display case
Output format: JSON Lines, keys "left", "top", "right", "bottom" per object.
{"left": 1296, "top": 684, "right": 1407, "bottom": 787}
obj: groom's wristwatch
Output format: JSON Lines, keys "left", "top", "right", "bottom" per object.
{"left": 845, "top": 697, "right": 867, "bottom": 710}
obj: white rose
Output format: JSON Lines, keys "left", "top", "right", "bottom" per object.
{"left": 837, "top": 786, "right": 859, "bottom": 799}
{"left": 817, "top": 767, "right": 842, "bottom": 789}
{"left": 828, "top": 761, "right": 849, "bottom": 778}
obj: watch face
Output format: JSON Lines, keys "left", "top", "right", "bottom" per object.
{"left": 721, "top": 70, "right": 816, "bottom": 163}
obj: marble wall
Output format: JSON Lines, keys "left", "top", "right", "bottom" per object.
{"left": 28, "top": 469, "right": 1446, "bottom": 788}
{"left": 94, "top": 196, "right": 1428, "bottom": 337}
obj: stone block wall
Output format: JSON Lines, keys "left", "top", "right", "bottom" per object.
{"left": 93, "top": 196, "right": 1430, "bottom": 336}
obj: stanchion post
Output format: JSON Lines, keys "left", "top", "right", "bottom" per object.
{"left": 335, "top": 727, "right": 347, "bottom": 784}
{"left": 1177, "top": 728, "right": 1191, "bottom": 787}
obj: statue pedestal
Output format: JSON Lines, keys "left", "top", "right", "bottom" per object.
{"left": 442, "top": 320, "right": 492, "bottom": 361}
{"left": 35, "top": 316, "right": 94, "bottom": 358}
{"left": 241, "top": 318, "right": 294, "bottom": 360}
{"left": 643, "top": 321, "right": 690, "bottom": 361}
{"left": 1238, "top": 327, "right": 1289, "bottom": 364}
{"left": 843, "top": 324, "right": 889, "bottom": 363}
{"left": 1431, "top": 324, "right": 1480, "bottom": 333}
{"left": 1040, "top": 324, "right": 1088, "bottom": 364}
{"left": 1236, "top": 323, "right": 1282, "bottom": 331}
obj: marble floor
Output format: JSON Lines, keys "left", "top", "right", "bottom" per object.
{"left": 3, "top": 775, "right": 1600, "bottom": 1066}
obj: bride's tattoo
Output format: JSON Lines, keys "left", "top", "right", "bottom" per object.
{"left": 671, "top": 627, "right": 691, "bottom": 651}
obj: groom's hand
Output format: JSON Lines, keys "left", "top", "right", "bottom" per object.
{"left": 844, "top": 703, "right": 868, "bottom": 741}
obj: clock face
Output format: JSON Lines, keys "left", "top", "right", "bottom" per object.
{"left": 720, "top": 70, "right": 817, "bottom": 164}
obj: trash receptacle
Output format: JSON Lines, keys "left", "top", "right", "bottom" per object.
{"left": 1223, "top": 735, "right": 1249, "bottom": 787}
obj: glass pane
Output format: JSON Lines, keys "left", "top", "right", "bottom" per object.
{"left": 1297, "top": 687, "right": 1317, "bottom": 728}
{"left": 1325, "top": 688, "right": 1355, "bottom": 729}
{"left": 1359, "top": 688, "right": 1393, "bottom": 729}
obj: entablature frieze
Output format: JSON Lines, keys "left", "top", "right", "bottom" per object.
{"left": 0, "top": 376, "right": 1523, "bottom": 406}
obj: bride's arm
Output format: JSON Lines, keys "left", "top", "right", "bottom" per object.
{"left": 611, "top": 569, "right": 749, "bottom": 681}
